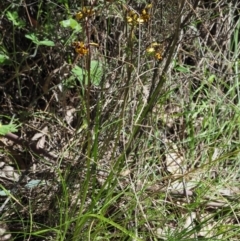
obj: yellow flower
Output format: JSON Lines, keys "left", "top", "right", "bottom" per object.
{"left": 126, "top": 10, "right": 137, "bottom": 25}
{"left": 75, "top": 6, "right": 95, "bottom": 20}
{"left": 72, "top": 42, "right": 99, "bottom": 56}
{"left": 126, "top": 4, "right": 151, "bottom": 26}
{"left": 141, "top": 9, "right": 150, "bottom": 23}
{"left": 76, "top": 12, "right": 83, "bottom": 20}
{"left": 151, "top": 42, "right": 161, "bottom": 47}
{"left": 146, "top": 42, "right": 160, "bottom": 53}
{"left": 146, "top": 42, "right": 163, "bottom": 61}
{"left": 72, "top": 41, "right": 89, "bottom": 56}
{"left": 155, "top": 52, "right": 162, "bottom": 60}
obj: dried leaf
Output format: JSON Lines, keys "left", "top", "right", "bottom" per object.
{"left": 31, "top": 126, "right": 48, "bottom": 141}
{"left": 37, "top": 135, "right": 45, "bottom": 149}
{"left": 165, "top": 151, "right": 184, "bottom": 174}
{"left": 164, "top": 139, "right": 185, "bottom": 174}
{"left": 65, "top": 108, "right": 76, "bottom": 125}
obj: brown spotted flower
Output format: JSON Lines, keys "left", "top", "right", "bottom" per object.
{"left": 126, "top": 4, "right": 151, "bottom": 26}
{"left": 146, "top": 42, "right": 164, "bottom": 61}
{"left": 75, "top": 6, "right": 95, "bottom": 20}
{"left": 72, "top": 41, "right": 89, "bottom": 56}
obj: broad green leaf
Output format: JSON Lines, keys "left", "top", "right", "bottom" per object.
{"left": 38, "top": 40, "right": 55, "bottom": 46}
{"left": 60, "top": 18, "right": 82, "bottom": 32}
{"left": 72, "top": 62, "right": 103, "bottom": 86}
{"left": 72, "top": 65, "right": 85, "bottom": 84}
{"left": 0, "top": 53, "right": 11, "bottom": 65}
{"left": 25, "top": 33, "right": 55, "bottom": 46}
{"left": 25, "top": 33, "right": 39, "bottom": 44}
{"left": 90, "top": 60, "right": 103, "bottom": 86}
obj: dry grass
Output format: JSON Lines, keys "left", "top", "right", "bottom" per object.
{"left": 0, "top": 0, "right": 240, "bottom": 240}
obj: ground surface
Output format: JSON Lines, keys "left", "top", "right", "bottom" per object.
{"left": 0, "top": 0, "right": 240, "bottom": 240}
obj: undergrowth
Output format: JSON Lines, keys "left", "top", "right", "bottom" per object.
{"left": 0, "top": 0, "right": 240, "bottom": 240}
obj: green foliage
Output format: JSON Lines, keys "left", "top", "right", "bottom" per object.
{"left": 25, "top": 33, "right": 55, "bottom": 46}
{"left": 0, "top": 122, "right": 18, "bottom": 135}
{"left": 1, "top": 1, "right": 240, "bottom": 240}
{"left": 0, "top": 52, "right": 11, "bottom": 65}
{"left": 6, "top": 11, "right": 25, "bottom": 28}
{"left": 72, "top": 60, "right": 103, "bottom": 86}
{"left": 173, "top": 60, "right": 190, "bottom": 73}
{"left": 60, "top": 18, "right": 82, "bottom": 32}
